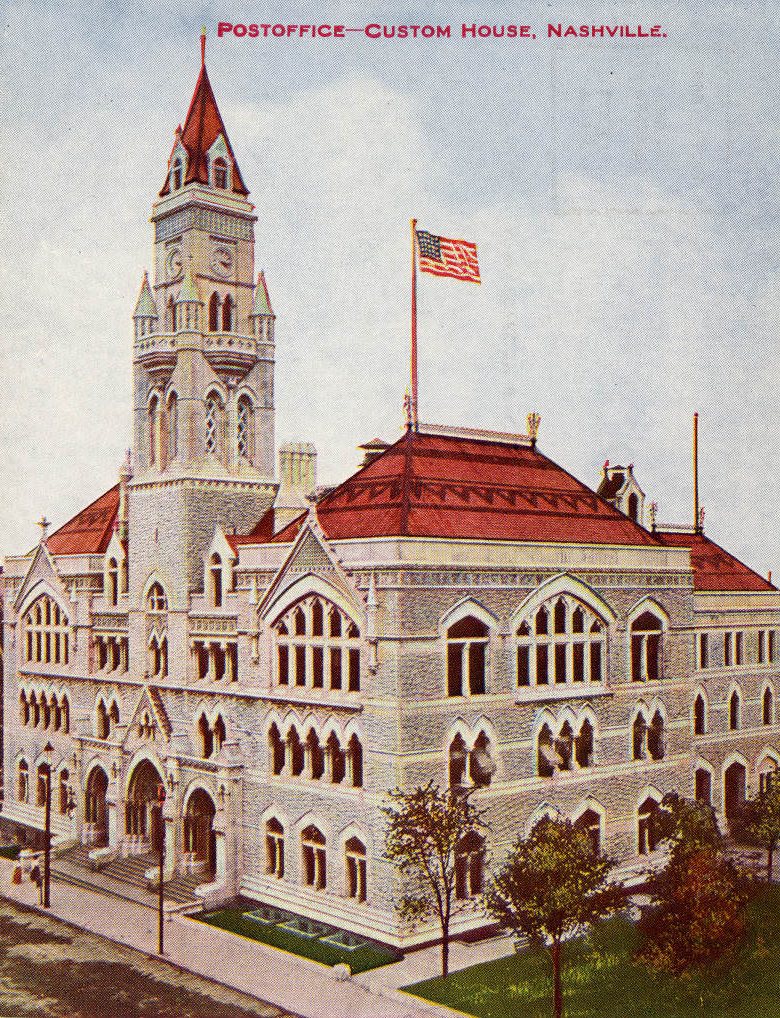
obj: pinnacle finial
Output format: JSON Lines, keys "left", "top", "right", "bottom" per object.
{"left": 201, "top": 27, "right": 207, "bottom": 67}
{"left": 37, "top": 516, "right": 51, "bottom": 542}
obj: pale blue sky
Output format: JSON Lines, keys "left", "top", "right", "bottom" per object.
{"left": 2, "top": 2, "right": 779, "bottom": 577}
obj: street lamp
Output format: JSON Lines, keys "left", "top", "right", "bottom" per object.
{"left": 42, "top": 742, "right": 54, "bottom": 908}
{"left": 156, "top": 782, "right": 166, "bottom": 955}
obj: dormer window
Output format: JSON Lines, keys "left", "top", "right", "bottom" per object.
{"left": 213, "top": 157, "right": 228, "bottom": 189}
{"left": 172, "top": 158, "right": 183, "bottom": 190}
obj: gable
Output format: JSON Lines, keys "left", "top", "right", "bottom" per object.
{"left": 14, "top": 544, "right": 68, "bottom": 613}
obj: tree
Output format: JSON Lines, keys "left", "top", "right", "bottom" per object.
{"left": 382, "top": 782, "right": 489, "bottom": 978}
{"left": 733, "top": 781, "right": 780, "bottom": 881}
{"left": 653, "top": 791, "right": 723, "bottom": 862}
{"left": 486, "top": 817, "right": 625, "bottom": 1018}
{"left": 636, "top": 847, "right": 749, "bottom": 973}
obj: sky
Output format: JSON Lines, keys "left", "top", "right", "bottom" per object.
{"left": 1, "top": 2, "right": 779, "bottom": 577}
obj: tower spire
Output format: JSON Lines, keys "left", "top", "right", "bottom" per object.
{"left": 201, "top": 26, "right": 206, "bottom": 68}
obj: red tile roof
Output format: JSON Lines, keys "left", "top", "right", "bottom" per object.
{"left": 47, "top": 486, "right": 119, "bottom": 556}
{"left": 656, "top": 531, "right": 776, "bottom": 592}
{"left": 227, "top": 509, "right": 276, "bottom": 551}
{"left": 272, "top": 429, "right": 661, "bottom": 546}
{"left": 159, "top": 65, "right": 249, "bottom": 197}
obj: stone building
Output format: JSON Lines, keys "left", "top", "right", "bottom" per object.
{"left": 1, "top": 50, "right": 779, "bottom": 949}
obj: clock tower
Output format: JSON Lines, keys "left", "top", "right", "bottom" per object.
{"left": 128, "top": 38, "right": 277, "bottom": 607}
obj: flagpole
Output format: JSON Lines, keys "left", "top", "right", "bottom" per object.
{"left": 410, "top": 218, "right": 419, "bottom": 430}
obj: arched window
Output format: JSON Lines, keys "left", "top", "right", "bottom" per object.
{"left": 41, "top": 696, "right": 51, "bottom": 730}
{"left": 301, "top": 825, "right": 326, "bottom": 889}
{"left": 23, "top": 595, "right": 69, "bottom": 665}
{"left": 210, "top": 553, "right": 223, "bottom": 608}
{"left": 288, "top": 728, "right": 305, "bottom": 777}
{"left": 213, "top": 157, "right": 228, "bottom": 189}
{"left": 273, "top": 596, "right": 361, "bottom": 691}
{"left": 638, "top": 797, "right": 661, "bottom": 854}
{"left": 449, "top": 734, "right": 467, "bottom": 788}
{"left": 632, "top": 713, "right": 648, "bottom": 761}
{"left": 447, "top": 616, "right": 488, "bottom": 696}
{"left": 348, "top": 734, "right": 363, "bottom": 788}
{"left": 693, "top": 694, "right": 706, "bottom": 735}
{"left": 729, "top": 690, "right": 741, "bottom": 731}
{"left": 214, "top": 715, "right": 226, "bottom": 754}
{"left": 58, "top": 769, "right": 70, "bottom": 815}
{"left": 575, "top": 720, "right": 594, "bottom": 768}
{"left": 172, "top": 158, "right": 183, "bottom": 190}
{"left": 537, "top": 724, "right": 555, "bottom": 777}
{"left": 627, "top": 492, "right": 639, "bottom": 522}
{"left": 266, "top": 818, "right": 285, "bottom": 877}
{"left": 455, "top": 832, "right": 485, "bottom": 899}
{"left": 148, "top": 393, "right": 159, "bottom": 466}
{"left": 107, "top": 558, "right": 119, "bottom": 606}
{"left": 269, "top": 724, "right": 286, "bottom": 775}
{"left": 516, "top": 596, "right": 605, "bottom": 687}
{"left": 30, "top": 693, "right": 40, "bottom": 728}
{"left": 306, "top": 728, "right": 325, "bottom": 780}
{"left": 221, "top": 294, "right": 234, "bottom": 332}
{"left": 208, "top": 292, "right": 221, "bottom": 332}
{"left": 61, "top": 696, "right": 70, "bottom": 734}
{"left": 574, "top": 808, "right": 602, "bottom": 854}
{"left": 108, "top": 702, "right": 119, "bottom": 731}
{"left": 204, "top": 392, "right": 225, "bottom": 457}
{"left": 167, "top": 393, "right": 178, "bottom": 462}
{"left": 631, "top": 611, "right": 663, "bottom": 682}
{"left": 17, "top": 761, "right": 29, "bottom": 802}
{"left": 146, "top": 582, "right": 168, "bottom": 613}
{"left": 237, "top": 395, "right": 253, "bottom": 459}
{"left": 763, "top": 687, "right": 774, "bottom": 726}
{"left": 19, "top": 692, "right": 29, "bottom": 726}
{"left": 51, "top": 694, "right": 61, "bottom": 731}
{"left": 345, "top": 836, "right": 367, "bottom": 901}
{"left": 198, "top": 713, "right": 213, "bottom": 759}
{"left": 556, "top": 722, "right": 574, "bottom": 771}
{"left": 96, "top": 701, "right": 109, "bottom": 740}
{"left": 36, "top": 764, "right": 51, "bottom": 807}
{"left": 647, "top": 711, "right": 665, "bottom": 761}
{"left": 469, "top": 732, "right": 495, "bottom": 787}
{"left": 327, "top": 732, "right": 346, "bottom": 784}
{"left": 694, "top": 767, "right": 712, "bottom": 804}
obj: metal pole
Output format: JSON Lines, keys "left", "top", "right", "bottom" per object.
{"left": 410, "top": 218, "right": 419, "bottom": 430}
{"left": 43, "top": 742, "right": 53, "bottom": 908}
{"left": 157, "top": 783, "right": 166, "bottom": 955}
{"left": 693, "top": 412, "right": 699, "bottom": 533}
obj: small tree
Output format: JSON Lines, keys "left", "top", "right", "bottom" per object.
{"left": 653, "top": 791, "right": 723, "bottom": 862}
{"left": 637, "top": 847, "right": 749, "bottom": 973}
{"left": 733, "top": 781, "right": 780, "bottom": 881}
{"left": 383, "top": 782, "right": 489, "bottom": 978}
{"left": 486, "top": 817, "right": 625, "bottom": 1018}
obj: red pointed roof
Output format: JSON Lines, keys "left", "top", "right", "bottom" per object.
{"left": 46, "top": 486, "right": 119, "bottom": 556}
{"left": 656, "top": 531, "right": 776, "bottom": 592}
{"left": 159, "top": 65, "right": 248, "bottom": 197}
{"left": 271, "top": 429, "right": 661, "bottom": 546}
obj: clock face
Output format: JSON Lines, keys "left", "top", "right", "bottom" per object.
{"left": 210, "top": 245, "right": 234, "bottom": 278}
{"left": 166, "top": 246, "right": 182, "bottom": 280}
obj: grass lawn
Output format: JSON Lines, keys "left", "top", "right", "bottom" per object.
{"left": 405, "top": 885, "right": 780, "bottom": 1018}
{"left": 198, "top": 905, "right": 400, "bottom": 974}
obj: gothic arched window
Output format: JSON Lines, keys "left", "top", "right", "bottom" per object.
{"left": 23, "top": 595, "right": 69, "bottom": 665}
{"left": 269, "top": 724, "right": 285, "bottom": 775}
{"left": 148, "top": 394, "right": 160, "bottom": 467}
{"left": 210, "top": 553, "right": 223, "bottom": 608}
{"left": 213, "top": 157, "right": 228, "bottom": 189}
{"left": 516, "top": 595, "right": 606, "bottom": 688}
{"left": 166, "top": 392, "right": 178, "bottom": 462}
{"left": 107, "top": 558, "right": 119, "bottom": 606}
{"left": 204, "top": 392, "right": 225, "bottom": 457}
{"left": 172, "top": 158, "right": 183, "bottom": 190}
{"left": 345, "top": 836, "right": 367, "bottom": 901}
{"left": 266, "top": 818, "right": 285, "bottom": 877}
{"left": 237, "top": 395, "right": 253, "bottom": 459}
{"left": 638, "top": 797, "right": 661, "bottom": 854}
{"left": 693, "top": 694, "right": 706, "bottom": 735}
{"left": 146, "top": 582, "right": 168, "bottom": 613}
{"left": 574, "top": 808, "right": 602, "bottom": 854}
{"left": 537, "top": 723, "right": 555, "bottom": 777}
{"left": 729, "top": 689, "right": 741, "bottom": 730}
{"left": 631, "top": 610, "right": 663, "bottom": 682}
{"left": 301, "top": 825, "right": 326, "bottom": 889}
{"left": 17, "top": 761, "right": 29, "bottom": 803}
{"left": 447, "top": 616, "right": 488, "bottom": 696}
{"left": 455, "top": 832, "right": 485, "bottom": 899}
{"left": 221, "top": 294, "right": 234, "bottom": 332}
{"left": 763, "top": 686, "right": 774, "bottom": 726}
{"left": 208, "top": 292, "right": 221, "bottom": 332}
{"left": 273, "top": 596, "right": 361, "bottom": 691}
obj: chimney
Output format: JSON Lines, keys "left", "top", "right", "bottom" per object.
{"left": 274, "top": 442, "right": 317, "bottom": 531}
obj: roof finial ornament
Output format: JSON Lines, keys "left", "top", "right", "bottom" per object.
{"left": 201, "top": 26, "right": 207, "bottom": 68}
{"left": 526, "top": 412, "right": 541, "bottom": 449}
{"left": 37, "top": 516, "right": 51, "bottom": 543}
{"left": 648, "top": 501, "right": 658, "bottom": 533}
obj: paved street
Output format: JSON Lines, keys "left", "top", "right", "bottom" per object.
{"left": 0, "top": 897, "right": 295, "bottom": 1018}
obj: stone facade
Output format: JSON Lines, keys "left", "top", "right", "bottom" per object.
{"left": 1, "top": 57, "right": 779, "bottom": 952}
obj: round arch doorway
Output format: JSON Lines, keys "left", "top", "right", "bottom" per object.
{"left": 84, "top": 766, "right": 108, "bottom": 847}
{"left": 183, "top": 789, "right": 216, "bottom": 878}
{"left": 125, "top": 759, "right": 164, "bottom": 850}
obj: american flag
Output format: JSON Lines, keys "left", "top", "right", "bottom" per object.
{"left": 416, "top": 230, "right": 480, "bottom": 284}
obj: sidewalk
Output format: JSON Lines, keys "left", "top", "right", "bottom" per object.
{"left": 0, "top": 858, "right": 497, "bottom": 1018}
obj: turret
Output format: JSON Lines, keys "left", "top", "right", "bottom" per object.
{"left": 173, "top": 267, "right": 202, "bottom": 332}
{"left": 133, "top": 272, "right": 158, "bottom": 339}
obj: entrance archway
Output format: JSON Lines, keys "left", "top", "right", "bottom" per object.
{"left": 84, "top": 767, "right": 108, "bottom": 847}
{"left": 125, "top": 759, "right": 164, "bottom": 848}
{"left": 183, "top": 789, "right": 216, "bottom": 877}
{"left": 724, "top": 761, "right": 747, "bottom": 822}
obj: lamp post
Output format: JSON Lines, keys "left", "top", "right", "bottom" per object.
{"left": 156, "top": 782, "right": 166, "bottom": 955}
{"left": 42, "top": 741, "right": 54, "bottom": 908}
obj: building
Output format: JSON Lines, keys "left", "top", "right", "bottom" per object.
{"left": 2, "top": 48, "right": 779, "bottom": 949}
